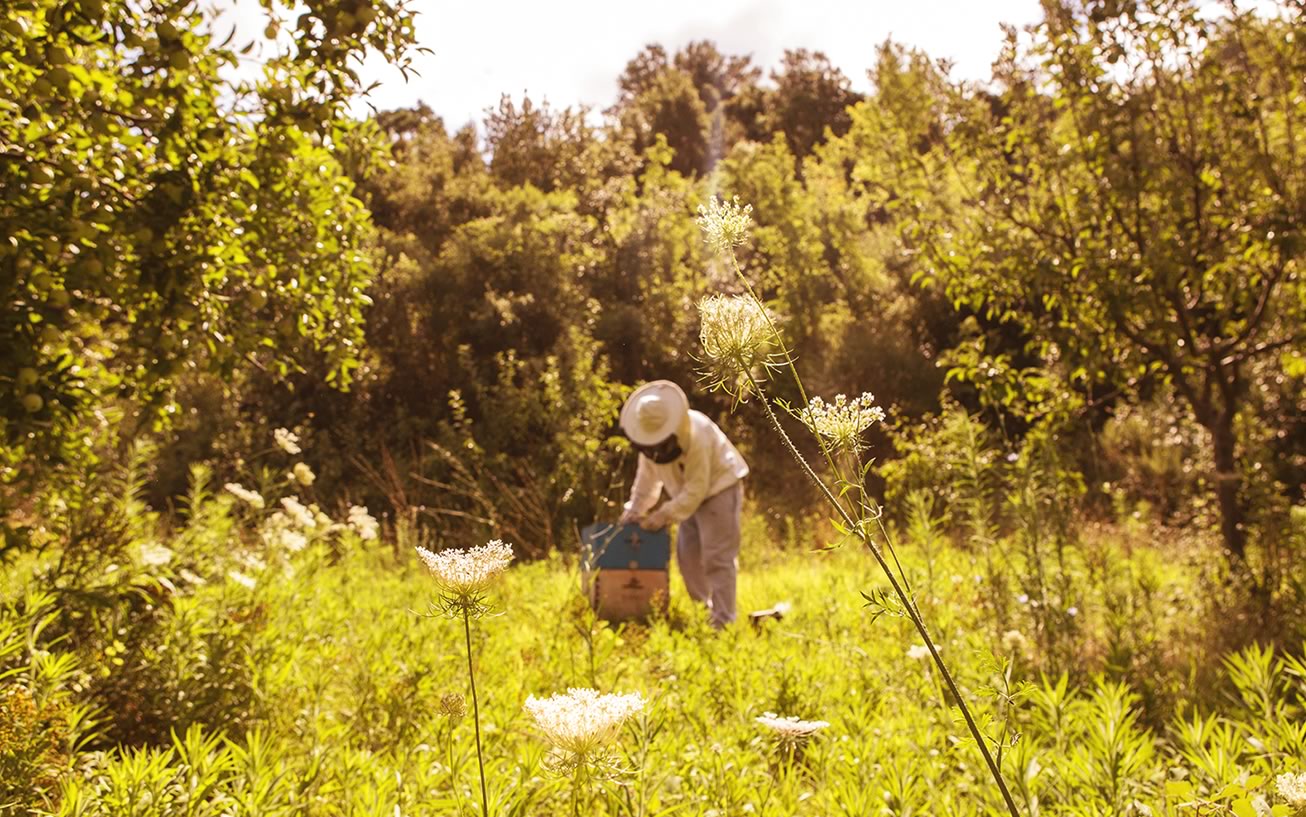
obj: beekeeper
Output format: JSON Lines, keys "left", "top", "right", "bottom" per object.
{"left": 618, "top": 380, "right": 749, "bottom": 629}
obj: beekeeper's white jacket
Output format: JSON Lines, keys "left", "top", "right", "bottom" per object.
{"left": 626, "top": 409, "right": 749, "bottom": 524}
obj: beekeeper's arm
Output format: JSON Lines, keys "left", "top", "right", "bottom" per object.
{"left": 620, "top": 455, "right": 663, "bottom": 523}
{"left": 643, "top": 441, "right": 710, "bottom": 529}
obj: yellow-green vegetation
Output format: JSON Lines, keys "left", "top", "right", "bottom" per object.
{"left": 3, "top": 1, "right": 1304, "bottom": 816}
{"left": 3, "top": 486, "right": 1306, "bottom": 816}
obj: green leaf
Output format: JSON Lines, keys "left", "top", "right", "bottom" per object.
{"left": 1231, "top": 798, "right": 1257, "bottom": 817}
{"left": 1216, "top": 784, "right": 1247, "bottom": 800}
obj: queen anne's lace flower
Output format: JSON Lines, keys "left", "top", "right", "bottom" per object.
{"left": 274, "top": 427, "right": 302, "bottom": 455}
{"left": 754, "top": 712, "right": 830, "bottom": 742}
{"left": 1001, "top": 629, "right": 1029, "bottom": 655}
{"left": 416, "top": 540, "right": 514, "bottom": 614}
{"left": 279, "top": 496, "right": 316, "bottom": 529}
{"left": 799, "top": 392, "right": 885, "bottom": 455}
{"left": 1278, "top": 772, "right": 1306, "bottom": 807}
{"left": 262, "top": 512, "right": 308, "bottom": 552}
{"left": 524, "top": 688, "right": 645, "bottom": 759}
{"left": 348, "top": 505, "right": 379, "bottom": 541}
{"left": 696, "top": 195, "right": 753, "bottom": 254}
{"left": 697, "top": 294, "right": 779, "bottom": 400}
{"left": 438, "top": 692, "right": 467, "bottom": 721}
{"left": 224, "top": 482, "right": 265, "bottom": 509}
{"left": 292, "top": 462, "right": 315, "bottom": 487}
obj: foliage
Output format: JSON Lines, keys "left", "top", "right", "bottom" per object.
{"left": 911, "top": 0, "right": 1306, "bottom": 558}
{"left": 0, "top": 0, "right": 418, "bottom": 504}
{"left": 2, "top": 6, "right": 1304, "bottom": 814}
{"left": 0, "top": 492, "right": 1303, "bottom": 815}
{"left": 0, "top": 591, "right": 94, "bottom": 815}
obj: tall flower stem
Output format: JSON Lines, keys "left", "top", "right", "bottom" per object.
{"left": 571, "top": 764, "right": 584, "bottom": 817}
{"left": 448, "top": 720, "right": 464, "bottom": 817}
{"left": 463, "top": 607, "right": 490, "bottom": 817}
{"left": 744, "top": 371, "right": 1021, "bottom": 817}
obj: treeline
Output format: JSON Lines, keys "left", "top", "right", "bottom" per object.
{"left": 162, "top": 41, "right": 974, "bottom": 555}
{"left": 3, "top": 0, "right": 1303, "bottom": 570}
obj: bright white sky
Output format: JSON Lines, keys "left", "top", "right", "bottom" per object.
{"left": 212, "top": 0, "right": 1044, "bottom": 132}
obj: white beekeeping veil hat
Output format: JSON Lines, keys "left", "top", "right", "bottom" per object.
{"left": 619, "top": 380, "right": 689, "bottom": 446}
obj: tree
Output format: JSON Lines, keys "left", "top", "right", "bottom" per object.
{"left": 919, "top": 0, "right": 1306, "bottom": 559}
{"left": 484, "top": 95, "right": 560, "bottom": 190}
{"left": 766, "top": 49, "right": 862, "bottom": 159}
{"left": 619, "top": 68, "right": 711, "bottom": 177}
{"left": 672, "top": 40, "right": 760, "bottom": 115}
{"left": 0, "top": 0, "right": 420, "bottom": 503}
{"left": 614, "top": 41, "right": 761, "bottom": 176}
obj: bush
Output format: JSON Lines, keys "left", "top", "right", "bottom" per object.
{"left": 0, "top": 592, "right": 95, "bottom": 815}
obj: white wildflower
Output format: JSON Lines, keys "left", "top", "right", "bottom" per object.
{"left": 137, "top": 542, "right": 174, "bottom": 567}
{"left": 224, "top": 482, "right": 265, "bottom": 509}
{"left": 228, "top": 570, "right": 256, "bottom": 590}
{"left": 697, "top": 293, "right": 779, "bottom": 400}
{"left": 274, "top": 427, "right": 301, "bottom": 455}
{"left": 416, "top": 539, "right": 514, "bottom": 615}
{"left": 262, "top": 513, "right": 308, "bottom": 552}
{"left": 348, "top": 505, "right": 379, "bottom": 540}
{"left": 797, "top": 392, "right": 885, "bottom": 455}
{"left": 1001, "top": 629, "right": 1029, "bottom": 654}
{"left": 278, "top": 529, "right": 308, "bottom": 552}
{"left": 1066, "top": 606, "right": 1079, "bottom": 617}
{"left": 696, "top": 195, "right": 753, "bottom": 254}
{"left": 1252, "top": 795, "right": 1271, "bottom": 817}
{"left": 1278, "top": 772, "right": 1306, "bottom": 807}
{"left": 754, "top": 712, "right": 830, "bottom": 742}
{"left": 280, "top": 496, "right": 316, "bottom": 528}
{"left": 291, "top": 462, "right": 315, "bottom": 487}
{"left": 524, "top": 688, "right": 645, "bottom": 758}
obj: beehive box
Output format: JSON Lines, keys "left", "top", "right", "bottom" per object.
{"left": 581, "top": 522, "right": 671, "bottom": 570}
{"left": 591, "top": 568, "right": 669, "bottom": 621}
{"left": 580, "top": 523, "right": 670, "bottom": 622}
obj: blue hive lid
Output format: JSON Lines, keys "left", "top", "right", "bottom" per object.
{"left": 581, "top": 522, "right": 671, "bottom": 570}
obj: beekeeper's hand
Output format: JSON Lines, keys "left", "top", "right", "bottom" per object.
{"left": 618, "top": 506, "right": 642, "bottom": 526}
{"left": 643, "top": 508, "right": 671, "bottom": 530}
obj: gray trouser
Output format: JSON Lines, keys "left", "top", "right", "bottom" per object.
{"left": 676, "top": 481, "right": 743, "bottom": 629}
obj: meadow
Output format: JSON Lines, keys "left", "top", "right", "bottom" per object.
{"left": 4, "top": 0, "right": 1304, "bottom": 814}
{"left": 4, "top": 460, "right": 1305, "bottom": 816}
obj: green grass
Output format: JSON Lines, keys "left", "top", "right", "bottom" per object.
{"left": 6, "top": 504, "right": 1306, "bottom": 817}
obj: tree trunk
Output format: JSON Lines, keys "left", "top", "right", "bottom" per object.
{"left": 1209, "top": 413, "right": 1246, "bottom": 561}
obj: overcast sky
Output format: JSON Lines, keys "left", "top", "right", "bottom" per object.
{"left": 214, "top": 0, "right": 1045, "bottom": 131}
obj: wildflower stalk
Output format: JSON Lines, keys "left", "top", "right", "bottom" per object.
{"left": 416, "top": 540, "right": 513, "bottom": 817}
{"left": 698, "top": 196, "right": 1019, "bottom": 814}
{"left": 743, "top": 370, "right": 1022, "bottom": 817}
{"left": 449, "top": 727, "right": 462, "bottom": 817}
{"left": 463, "top": 607, "right": 490, "bottom": 817}
{"left": 571, "top": 765, "right": 584, "bottom": 817}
